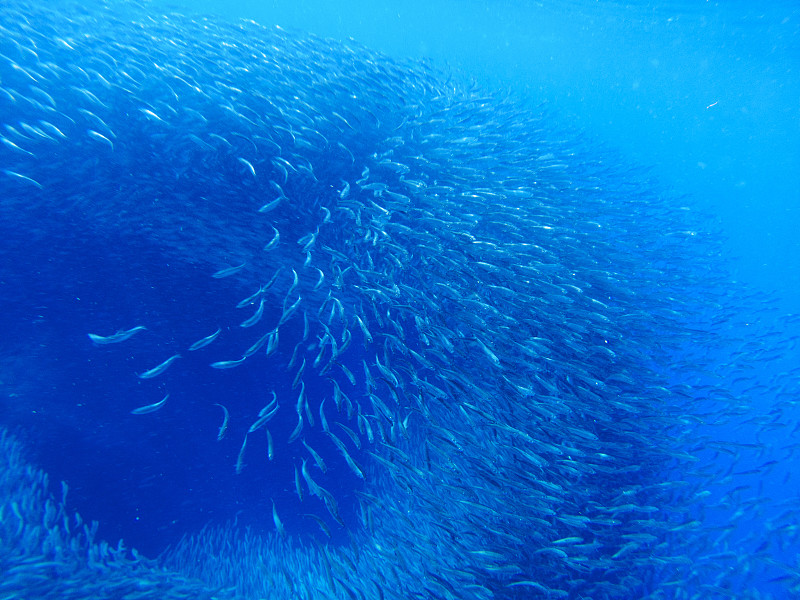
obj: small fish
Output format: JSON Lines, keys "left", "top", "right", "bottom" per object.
{"left": 288, "top": 414, "right": 304, "bottom": 443}
{"left": 77, "top": 108, "right": 115, "bottom": 138}
{"left": 340, "top": 363, "right": 356, "bottom": 386}
{"left": 279, "top": 295, "right": 302, "bottom": 326}
{"left": 243, "top": 330, "right": 273, "bottom": 358}
{"left": 210, "top": 357, "right": 247, "bottom": 369}
{"left": 288, "top": 341, "right": 302, "bottom": 369}
{"left": 258, "top": 196, "right": 282, "bottom": 213}
{"left": 292, "top": 358, "right": 306, "bottom": 389}
{"left": 139, "top": 108, "right": 166, "bottom": 123}
{"left": 235, "top": 434, "right": 248, "bottom": 474}
{"left": 304, "top": 513, "right": 331, "bottom": 538}
{"left": 213, "top": 403, "right": 229, "bottom": 441}
{"left": 137, "top": 353, "right": 181, "bottom": 379}
{"left": 474, "top": 336, "right": 501, "bottom": 367}
{"left": 354, "top": 315, "right": 373, "bottom": 345}
{"left": 130, "top": 393, "right": 169, "bottom": 415}
{"left": 266, "top": 429, "right": 274, "bottom": 460}
{"left": 86, "top": 129, "right": 114, "bottom": 150}
{"left": 38, "top": 120, "right": 67, "bottom": 139}
{"left": 336, "top": 422, "right": 361, "bottom": 450}
{"left": 328, "top": 431, "right": 365, "bottom": 479}
{"left": 20, "top": 122, "right": 52, "bottom": 141}
{"left": 260, "top": 391, "right": 278, "bottom": 417}
{"left": 236, "top": 285, "right": 264, "bottom": 309}
{"left": 272, "top": 500, "right": 286, "bottom": 539}
{"left": 212, "top": 262, "right": 246, "bottom": 278}
{"left": 3, "top": 169, "right": 43, "bottom": 189}
{"left": 265, "top": 328, "right": 279, "bottom": 356}
{"left": 287, "top": 268, "right": 299, "bottom": 296}
{"left": 313, "top": 268, "right": 325, "bottom": 291}
{"left": 240, "top": 297, "right": 265, "bottom": 328}
{"left": 263, "top": 266, "right": 283, "bottom": 291}
{"left": 238, "top": 157, "right": 256, "bottom": 179}
{"left": 248, "top": 403, "right": 280, "bottom": 433}
{"left": 88, "top": 326, "right": 146, "bottom": 345}
{"left": 1, "top": 136, "right": 35, "bottom": 157}
{"left": 302, "top": 439, "right": 327, "bottom": 473}
{"left": 188, "top": 327, "right": 221, "bottom": 351}
{"left": 300, "top": 458, "right": 322, "bottom": 497}
{"left": 294, "top": 465, "right": 304, "bottom": 502}
{"left": 319, "top": 397, "right": 330, "bottom": 434}
{"left": 264, "top": 226, "right": 280, "bottom": 251}
{"left": 298, "top": 229, "right": 318, "bottom": 253}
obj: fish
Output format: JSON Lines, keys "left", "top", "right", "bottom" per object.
{"left": 235, "top": 434, "right": 248, "bottom": 474}
{"left": 130, "top": 393, "right": 169, "bottom": 415}
{"left": 1, "top": 136, "right": 35, "bottom": 157}
{"left": 211, "top": 262, "right": 246, "bottom": 279}
{"left": 313, "top": 268, "right": 325, "bottom": 291}
{"left": 287, "top": 269, "right": 299, "bottom": 297}
{"left": 188, "top": 328, "right": 221, "bottom": 351}
{"left": 237, "top": 157, "right": 256, "bottom": 179}
{"left": 278, "top": 295, "right": 302, "bottom": 327}
{"left": 137, "top": 354, "right": 181, "bottom": 379}
{"left": 302, "top": 439, "right": 327, "bottom": 473}
{"left": 210, "top": 357, "right": 247, "bottom": 369}
{"left": 248, "top": 402, "right": 279, "bottom": 433}
{"left": 236, "top": 286, "right": 264, "bottom": 309}
{"left": 88, "top": 326, "right": 147, "bottom": 345}
{"left": 327, "top": 431, "right": 365, "bottom": 480}
{"left": 272, "top": 500, "right": 286, "bottom": 539}
{"left": 258, "top": 197, "right": 282, "bottom": 213}
{"left": 240, "top": 297, "right": 265, "bottom": 328}
{"left": 263, "top": 225, "right": 280, "bottom": 251}
{"left": 294, "top": 464, "right": 304, "bottom": 502}
{"left": 213, "top": 403, "right": 229, "bottom": 441}
{"left": 263, "top": 328, "right": 279, "bottom": 357}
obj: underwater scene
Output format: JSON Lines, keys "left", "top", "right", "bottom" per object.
{"left": 0, "top": 1, "right": 798, "bottom": 598}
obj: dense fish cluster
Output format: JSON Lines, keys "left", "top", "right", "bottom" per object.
{"left": 0, "top": 431, "right": 231, "bottom": 599}
{"left": 1, "top": 0, "right": 798, "bottom": 599}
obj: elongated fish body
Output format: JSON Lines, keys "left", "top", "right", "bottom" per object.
{"left": 130, "top": 393, "right": 169, "bottom": 415}
{"left": 188, "top": 328, "right": 221, "bottom": 351}
{"left": 137, "top": 354, "right": 181, "bottom": 379}
{"left": 240, "top": 297, "right": 265, "bottom": 328}
{"left": 213, "top": 403, "right": 229, "bottom": 441}
{"left": 211, "top": 262, "right": 246, "bottom": 279}
{"left": 88, "top": 326, "right": 146, "bottom": 345}
{"left": 210, "top": 357, "right": 247, "bottom": 369}
{"left": 272, "top": 500, "right": 286, "bottom": 539}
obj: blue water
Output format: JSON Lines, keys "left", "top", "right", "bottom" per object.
{"left": 1, "top": 1, "right": 798, "bottom": 598}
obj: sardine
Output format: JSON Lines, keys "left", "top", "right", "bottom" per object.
{"left": 130, "top": 393, "right": 169, "bottom": 415}
{"left": 137, "top": 353, "right": 181, "bottom": 379}
{"left": 88, "top": 326, "right": 146, "bottom": 345}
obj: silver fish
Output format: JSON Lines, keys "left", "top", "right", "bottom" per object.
{"left": 210, "top": 357, "right": 247, "bottom": 369}
{"left": 213, "top": 403, "right": 229, "bottom": 441}
{"left": 212, "top": 262, "right": 246, "bottom": 279}
{"left": 88, "top": 326, "right": 146, "bottom": 345}
{"left": 137, "top": 353, "right": 181, "bottom": 379}
{"left": 130, "top": 393, "right": 169, "bottom": 415}
{"left": 188, "top": 327, "right": 221, "bottom": 351}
